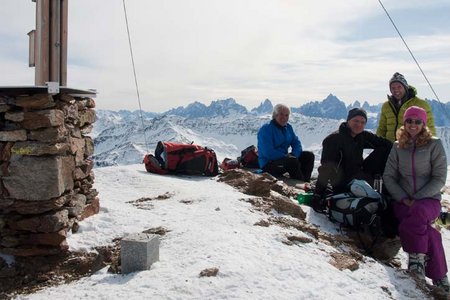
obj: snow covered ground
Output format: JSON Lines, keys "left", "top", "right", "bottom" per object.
{"left": 13, "top": 164, "right": 450, "bottom": 299}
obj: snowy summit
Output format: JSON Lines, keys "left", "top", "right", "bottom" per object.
{"left": 11, "top": 164, "right": 450, "bottom": 299}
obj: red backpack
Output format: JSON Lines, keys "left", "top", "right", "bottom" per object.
{"left": 239, "top": 145, "right": 259, "bottom": 168}
{"left": 220, "top": 158, "right": 240, "bottom": 171}
{"left": 144, "top": 141, "right": 219, "bottom": 176}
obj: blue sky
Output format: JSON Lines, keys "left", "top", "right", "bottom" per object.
{"left": 1, "top": 0, "right": 449, "bottom": 112}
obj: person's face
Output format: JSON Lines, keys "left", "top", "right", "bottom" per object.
{"left": 404, "top": 118, "right": 424, "bottom": 138}
{"left": 390, "top": 82, "right": 406, "bottom": 101}
{"left": 275, "top": 108, "right": 290, "bottom": 126}
{"left": 347, "top": 116, "right": 366, "bottom": 137}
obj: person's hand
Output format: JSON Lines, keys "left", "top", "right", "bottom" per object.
{"left": 311, "top": 193, "right": 327, "bottom": 212}
{"left": 401, "top": 198, "right": 415, "bottom": 207}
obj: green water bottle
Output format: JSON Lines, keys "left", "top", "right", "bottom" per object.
{"left": 297, "top": 192, "right": 313, "bottom": 205}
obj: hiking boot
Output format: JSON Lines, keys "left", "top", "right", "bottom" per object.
{"left": 436, "top": 211, "right": 450, "bottom": 226}
{"left": 433, "top": 275, "right": 450, "bottom": 294}
{"left": 408, "top": 253, "right": 426, "bottom": 280}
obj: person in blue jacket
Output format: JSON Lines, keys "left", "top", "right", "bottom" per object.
{"left": 257, "top": 104, "right": 315, "bottom": 182}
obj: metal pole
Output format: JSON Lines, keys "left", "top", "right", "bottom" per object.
{"left": 35, "top": 0, "right": 50, "bottom": 85}
{"left": 60, "top": 0, "right": 68, "bottom": 86}
{"left": 49, "top": 0, "right": 61, "bottom": 83}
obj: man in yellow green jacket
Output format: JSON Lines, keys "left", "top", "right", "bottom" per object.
{"left": 376, "top": 72, "right": 436, "bottom": 141}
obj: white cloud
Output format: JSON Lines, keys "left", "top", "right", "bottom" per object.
{"left": 1, "top": 0, "right": 449, "bottom": 111}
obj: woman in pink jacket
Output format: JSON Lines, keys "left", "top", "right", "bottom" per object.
{"left": 383, "top": 106, "right": 449, "bottom": 295}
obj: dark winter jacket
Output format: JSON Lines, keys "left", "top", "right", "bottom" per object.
{"left": 257, "top": 120, "right": 302, "bottom": 168}
{"left": 316, "top": 122, "right": 392, "bottom": 194}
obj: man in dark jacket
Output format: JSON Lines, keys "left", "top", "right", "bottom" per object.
{"left": 312, "top": 108, "right": 393, "bottom": 211}
{"left": 257, "top": 104, "right": 315, "bottom": 182}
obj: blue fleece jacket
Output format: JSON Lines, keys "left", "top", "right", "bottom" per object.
{"left": 257, "top": 120, "right": 302, "bottom": 168}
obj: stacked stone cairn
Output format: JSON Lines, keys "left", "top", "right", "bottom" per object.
{"left": 0, "top": 93, "right": 99, "bottom": 256}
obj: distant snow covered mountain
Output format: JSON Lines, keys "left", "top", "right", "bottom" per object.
{"left": 92, "top": 96, "right": 450, "bottom": 167}
{"left": 251, "top": 99, "right": 273, "bottom": 115}
{"left": 92, "top": 111, "right": 341, "bottom": 167}
{"left": 129, "top": 95, "right": 449, "bottom": 129}
{"left": 164, "top": 98, "right": 248, "bottom": 118}
{"left": 292, "top": 94, "right": 348, "bottom": 120}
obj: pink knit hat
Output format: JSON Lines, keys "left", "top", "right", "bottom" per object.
{"left": 403, "top": 106, "right": 427, "bottom": 124}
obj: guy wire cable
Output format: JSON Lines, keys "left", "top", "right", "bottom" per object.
{"left": 122, "top": 0, "right": 150, "bottom": 152}
{"left": 378, "top": 0, "right": 450, "bottom": 121}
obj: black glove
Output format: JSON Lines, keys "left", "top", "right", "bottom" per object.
{"left": 286, "top": 153, "right": 297, "bottom": 159}
{"left": 311, "top": 193, "right": 327, "bottom": 213}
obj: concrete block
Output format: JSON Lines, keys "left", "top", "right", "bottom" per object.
{"left": 121, "top": 233, "right": 160, "bottom": 274}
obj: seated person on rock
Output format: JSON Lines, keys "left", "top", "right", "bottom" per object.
{"left": 383, "top": 106, "right": 449, "bottom": 294}
{"left": 311, "top": 108, "right": 393, "bottom": 212}
{"left": 257, "top": 104, "right": 315, "bottom": 182}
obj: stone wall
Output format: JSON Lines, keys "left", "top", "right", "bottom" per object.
{"left": 0, "top": 93, "right": 99, "bottom": 256}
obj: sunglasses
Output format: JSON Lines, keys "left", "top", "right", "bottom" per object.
{"left": 405, "top": 119, "right": 423, "bottom": 125}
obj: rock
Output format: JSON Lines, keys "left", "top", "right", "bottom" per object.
{"left": 11, "top": 141, "right": 71, "bottom": 156}
{"left": 0, "top": 130, "right": 27, "bottom": 142}
{"left": 20, "top": 109, "right": 64, "bottom": 130}
{"left": 66, "top": 194, "right": 87, "bottom": 218}
{"left": 84, "top": 137, "right": 94, "bottom": 157}
{"left": 9, "top": 210, "right": 69, "bottom": 233}
{"left": 0, "top": 142, "right": 13, "bottom": 161}
{"left": 78, "top": 109, "right": 96, "bottom": 127}
{"left": 69, "top": 137, "right": 85, "bottom": 166}
{"left": 60, "top": 103, "right": 79, "bottom": 122}
{"left": 5, "top": 112, "right": 24, "bottom": 122}
{"left": 329, "top": 252, "right": 359, "bottom": 271}
{"left": 28, "top": 126, "right": 68, "bottom": 143}
{"left": 3, "top": 155, "right": 74, "bottom": 200}
{"left": 80, "top": 124, "right": 93, "bottom": 135}
{"left": 58, "top": 94, "right": 75, "bottom": 103}
{"left": 9, "top": 196, "right": 67, "bottom": 215}
{"left": 79, "top": 197, "right": 100, "bottom": 220}
{"left": 14, "top": 94, "right": 55, "bottom": 109}
{"left": 271, "top": 194, "right": 306, "bottom": 219}
{"left": 84, "top": 98, "right": 96, "bottom": 108}
{"left": 0, "top": 103, "right": 11, "bottom": 112}
{"left": 0, "top": 216, "right": 5, "bottom": 230}
{"left": 0, "top": 235, "right": 20, "bottom": 247}
{"left": 0, "top": 243, "right": 69, "bottom": 256}
{"left": 69, "top": 126, "right": 82, "bottom": 138}
{"left": 21, "top": 229, "right": 67, "bottom": 246}
{"left": 199, "top": 267, "right": 219, "bottom": 277}
{"left": 286, "top": 234, "right": 313, "bottom": 243}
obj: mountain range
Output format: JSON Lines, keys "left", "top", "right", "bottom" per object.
{"left": 93, "top": 94, "right": 450, "bottom": 167}
{"left": 107, "top": 94, "right": 450, "bottom": 128}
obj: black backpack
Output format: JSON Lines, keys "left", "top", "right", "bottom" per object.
{"left": 325, "top": 180, "right": 387, "bottom": 252}
{"left": 327, "top": 192, "right": 381, "bottom": 227}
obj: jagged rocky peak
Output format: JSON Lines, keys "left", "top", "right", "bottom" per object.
{"left": 348, "top": 101, "right": 382, "bottom": 114}
{"left": 161, "top": 98, "right": 248, "bottom": 118}
{"left": 163, "top": 101, "right": 208, "bottom": 118}
{"left": 361, "top": 101, "right": 371, "bottom": 110}
{"left": 296, "top": 93, "right": 347, "bottom": 120}
{"left": 209, "top": 98, "right": 248, "bottom": 116}
{"left": 323, "top": 93, "right": 341, "bottom": 104}
{"left": 186, "top": 101, "right": 208, "bottom": 110}
{"left": 347, "top": 100, "right": 361, "bottom": 110}
{"left": 251, "top": 99, "right": 273, "bottom": 115}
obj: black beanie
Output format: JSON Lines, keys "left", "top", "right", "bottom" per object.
{"left": 347, "top": 108, "right": 367, "bottom": 122}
